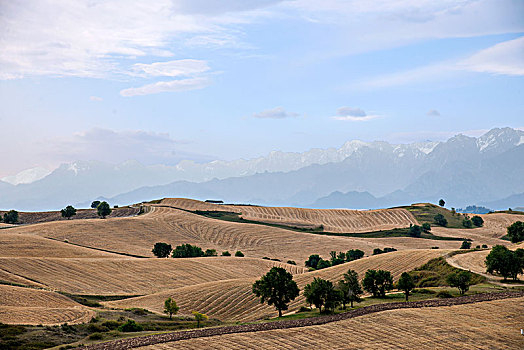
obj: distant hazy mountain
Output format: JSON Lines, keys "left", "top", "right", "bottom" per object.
{"left": 481, "top": 192, "right": 524, "bottom": 210}
{"left": 1, "top": 127, "right": 522, "bottom": 211}
{"left": 1, "top": 167, "right": 51, "bottom": 185}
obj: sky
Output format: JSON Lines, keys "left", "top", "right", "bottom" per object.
{"left": 1, "top": 0, "right": 523, "bottom": 178}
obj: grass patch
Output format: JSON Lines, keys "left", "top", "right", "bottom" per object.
{"left": 409, "top": 257, "right": 486, "bottom": 287}
{"left": 399, "top": 203, "right": 469, "bottom": 229}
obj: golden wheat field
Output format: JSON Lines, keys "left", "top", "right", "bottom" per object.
{"left": 0, "top": 285, "right": 94, "bottom": 325}
{"left": 136, "top": 297, "right": 524, "bottom": 350}
{"left": 159, "top": 198, "right": 419, "bottom": 233}
{"left": 106, "top": 249, "right": 446, "bottom": 321}
{"left": 0, "top": 257, "right": 305, "bottom": 295}
{"left": 8, "top": 206, "right": 460, "bottom": 262}
{"left": 0, "top": 232, "right": 121, "bottom": 258}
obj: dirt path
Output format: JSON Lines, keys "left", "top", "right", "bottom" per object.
{"left": 82, "top": 291, "right": 524, "bottom": 350}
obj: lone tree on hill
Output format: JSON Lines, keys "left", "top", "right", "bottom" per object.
{"left": 446, "top": 271, "right": 472, "bottom": 295}
{"left": 60, "top": 205, "right": 77, "bottom": 220}
{"left": 434, "top": 213, "right": 448, "bottom": 227}
{"left": 507, "top": 221, "right": 524, "bottom": 243}
{"left": 362, "top": 269, "right": 393, "bottom": 297}
{"left": 485, "top": 245, "right": 524, "bottom": 281}
{"left": 397, "top": 272, "right": 415, "bottom": 301}
{"left": 471, "top": 216, "right": 484, "bottom": 227}
{"left": 163, "top": 298, "right": 179, "bottom": 319}
{"left": 152, "top": 242, "right": 172, "bottom": 258}
{"left": 439, "top": 199, "right": 445, "bottom": 207}
{"left": 252, "top": 267, "right": 299, "bottom": 317}
{"left": 304, "top": 277, "right": 340, "bottom": 313}
{"left": 97, "top": 201, "right": 111, "bottom": 218}
{"left": 3, "top": 210, "right": 19, "bottom": 224}
{"left": 192, "top": 311, "right": 208, "bottom": 328}
{"left": 91, "top": 200, "right": 101, "bottom": 209}
{"left": 338, "top": 269, "right": 363, "bottom": 308}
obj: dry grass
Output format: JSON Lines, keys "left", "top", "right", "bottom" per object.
{"left": 0, "top": 233, "right": 122, "bottom": 258}
{"left": 0, "top": 257, "right": 306, "bottom": 295}
{"left": 0, "top": 285, "right": 94, "bottom": 325}
{"left": 8, "top": 206, "right": 460, "bottom": 262}
{"left": 159, "top": 198, "right": 419, "bottom": 233}
{"left": 106, "top": 249, "right": 447, "bottom": 322}
{"left": 136, "top": 297, "right": 524, "bottom": 350}
{"left": 431, "top": 213, "right": 522, "bottom": 247}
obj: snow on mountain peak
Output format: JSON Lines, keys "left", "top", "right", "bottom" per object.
{"left": 1, "top": 167, "right": 52, "bottom": 185}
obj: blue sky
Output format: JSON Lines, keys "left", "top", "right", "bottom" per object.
{"left": 0, "top": 0, "right": 523, "bottom": 177}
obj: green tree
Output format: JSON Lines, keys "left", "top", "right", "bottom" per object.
{"left": 172, "top": 244, "right": 204, "bottom": 258}
{"left": 221, "top": 251, "right": 231, "bottom": 256}
{"left": 471, "top": 216, "right": 484, "bottom": 227}
{"left": 346, "top": 249, "right": 364, "bottom": 261}
{"left": 507, "top": 221, "right": 524, "bottom": 243}
{"left": 252, "top": 267, "right": 300, "bottom": 317}
{"left": 462, "top": 218, "right": 473, "bottom": 228}
{"left": 305, "top": 254, "right": 321, "bottom": 269}
{"left": 421, "top": 223, "right": 431, "bottom": 233}
{"left": 163, "top": 298, "right": 179, "bottom": 319}
{"left": 60, "top": 205, "right": 77, "bottom": 220}
{"left": 397, "top": 272, "right": 415, "bottom": 301}
{"left": 409, "top": 224, "right": 422, "bottom": 237}
{"left": 486, "top": 245, "right": 523, "bottom": 281}
{"left": 337, "top": 269, "right": 363, "bottom": 308}
{"left": 192, "top": 311, "right": 208, "bottom": 328}
{"left": 97, "top": 201, "right": 111, "bottom": 218}
{"left": 446, "top": 271, "right": 472, "bottom": 295}
{"left": 434, "top": 213, "right": 448, "bottom": 227}
{"left": 3, "top": 210, "right": 19, "bottom": 224}
{"left": 316, "top": 259, "right": 331, "bottom": 269}
{"left": 91, "top": 200, "right": 101, "bottom": 209}
{"left": 204, "top": 249, "right": 217, "bottom": 256}
{"left": 152, "top": 242, "right": 172, "bottom": 258}
{"left": 235, "top": 250, "right": 244, "bottom": 257}
{"left": 439, "top": 199, "right": 445, "bottom": 207}
{"left": 362, "top": 269, "right": 393, "bottom": 297}
{"left": 303, "top": 277, "right": 339, "bottom": 313}
{"left": 460, "top": 240, "right": 472, "bottom": 249}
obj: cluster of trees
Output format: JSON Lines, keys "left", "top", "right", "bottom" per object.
{"left": 163, "top": 297, "right": 208, "bottom": 327}
{"left": 462, "top": 215, "right": 484, "bottom": 228}
{"left": 152, "top": 242, "right": 243, "bottom": 258}
{"left": 1, "top": 210, "right": 19, "bottom": 224}
{"left": 304, "top": 249, "right": 365, "bottom": 270}
{"left": 91, "top": 200, "right": 112, "bottom": 218}
{"left": 372, "top": 247, "right": 397, "bottom": 255}
{"left": 485, "top": 245, "right": 524, "bottom": 281}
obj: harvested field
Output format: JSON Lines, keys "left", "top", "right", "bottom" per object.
{"left": 0, "top": 206, "right": 139, "bottom": 225}
{"left": 133, "top": 296, "right": 524, "bottom": 350}
{"left": 159, "top": 198, "right": 419, "bottom": 233}
{"left": 0, "top": 285, "right": 94, "bottom": 325}
{"left": 431, "top": 213, "right": 523, "bottom": 247}
{"left": 447, "top": 248, "right": 523, "bottom": 281}
{"left": 8, "top": 206, "right": 459, "bottom": 262}
{"left": 0, "top": 257, "right": 305, "bottom": 295}
{"left": 106, "top": 249, "right": 446, "bottom": 321}
{"left": 0, "top": 233, "right": 122, "bottom": 258}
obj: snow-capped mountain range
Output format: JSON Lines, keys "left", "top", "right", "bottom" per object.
{"left": 0, "top": 127, "right": 522, "bottom": 211}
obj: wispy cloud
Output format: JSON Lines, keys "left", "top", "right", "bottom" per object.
{"left": 89, "top": 96, "right": 103, "bottom": 102}
{"left": 253, "top": 107, "right": 299, "bottom": 119}
{"left": 460, "top": 36, "right": 524, "bottom": 76}
{"left": 427, "top": 109, "right": 441, "bottom": 117}
{"left": 120, "top": 76, "right": 212, "bottom": 97}
{"left": 332, "top": 107, "right": 379, "bottom": 121}
{"left": 130, "top": 59, "right": 210, "bottom": 78}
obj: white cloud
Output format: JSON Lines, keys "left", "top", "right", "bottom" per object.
{"left": 120, "top": 76, "right": 212, "bottom": 97}
{"left": 253, "top": 107, "right": 299, "bottom": 119}
{"left": 460, "top": 36, "right": 524, "bottom": 76}
{"left": 427, "top": 109, "right": 441, "bottom": 117}
{"left": 89, "top": 96, "right": 103, "bottom": 102}
{"left": 332, "top": 107, "right": 379, "bottom": 121}
{"left": 131, "top": 59, "right": 210, "bottom": 78}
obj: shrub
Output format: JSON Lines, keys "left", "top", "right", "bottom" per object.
{"left": 172, "top": 244, "right": 204, "bottom": 258}
{"left": 204, "top": 249, "right": 217, "bottom": 257}
{"left": 221, "top": 251, "right": 231, "bottom": 256}
{"left": 462, "top": 219, "right": 473, "bottom": 228}
{"left": 270, "top": 258, "right": 281, "bottom": 261}
{"left": 475, "top": 245, "right": 480, "bottom": 249}
{"left": 482, "top": 244, "right": 488, "bottom": 249}
{"left": 235, "top": 251, "right": 244, "bottom": 257}
{"left": 408, "top": 224, "right": 422, "bottom": 237}
{"left": 372, "top": 248, "right": 383, "bottom": 255}
{"left": 3, "top": 210, "right": 19, "bottom": 224}
{"left": 118, "top": 319, "right": 143, "bottom": 332}
{"left": 298, "top": 306, "right": 311, "bottom": 312}
{"left": 316, "top": 259, "right": 331, "bottom": 269}
{"left": 434, "top": 213, "right": 447, "bottom": 227}
{"left": 286, "top": 260, "right": 296, "bottom": 265}
{"left": 460, "top": 240, "right": 472, "bottom": 249}
{"left": 152, "top": 242, "right": 172, "bottom": 258}
{"left": 262, "top": 256, "right": 270, "bottom": 260}
{"left": 87, "top": 324, "right": 109, "bottom": 333}
{"left": 88, "top": 332, "right": 104, "bottom": 340}
{"left": 413, "top": 288, "right": 435, "bottom": 294}
{"left": 436, "top": 290, "right": 453, "bottom": 298}
{"left": 507, "top": 221, "right": 524, "bottom": 243}
{"left": 471, "top": 216, "right": 484, "bottom": 227}
{"left": 431, "top": 246, "right": 439, "bottom": 249}
{"left": 421, "top": 223, "right": 431, "bottom": 233}
{"left": 345, "top": 249, "right": 364, "bottom": 261}
{"left": 101, "top": 320, "right": 121, "bottom": 330}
